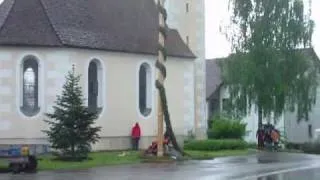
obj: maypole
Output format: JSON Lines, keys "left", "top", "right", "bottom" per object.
{"left": 156, "top": 0, "right": 166, "bottom": 157}
{"left": 156, "top": 0, "right": 183, "bottom": 157}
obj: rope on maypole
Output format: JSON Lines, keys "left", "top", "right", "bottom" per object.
{"left": 156, "top": 0, "right": 184, "bottom": 156}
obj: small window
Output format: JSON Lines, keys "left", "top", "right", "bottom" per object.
{"left": 308, "top": 124, "right": 313, "bottom": 138}
{"left": 222, "top": 98, "right": 231, "bottom": 112}
{"left": 186, "top": 3, "right": 189, "bottom": 13}
{"left": 139, "top": 63, "right": 152, "bottom": 117}
{"left": 88, "top": 59, "right": 103, "bottom": 113}
{"left": 20, "top": 56, "right": 40, "bottom": 116}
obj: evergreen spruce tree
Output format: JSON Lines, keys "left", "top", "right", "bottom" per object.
{"left": 43, "top": 65, "right": 101, "bottom": 161}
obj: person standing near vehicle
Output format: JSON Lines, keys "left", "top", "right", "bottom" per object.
{"left": 131, "top": 122, "right": 141, "bottom": 151}
{"left": 271, "top": 129, "right": 280, "bottom": 150}
{"left": 256, "top": 127, "right": 265, "bottom": 150}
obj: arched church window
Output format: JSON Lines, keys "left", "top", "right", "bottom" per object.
{"left": 139, "top": 63, "right": 152, "bottom": 116}
{"left": 20, "top": 57, "right": 40, "bottom": 116}
{"left": 88, "top": 59, "right": 103, "bottom": 113}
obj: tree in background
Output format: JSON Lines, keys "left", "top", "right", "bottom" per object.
{"left": 43, "top": 65, "right": 101, "bottom": 161}
{"left": 221, "top": 0, "right": 318, "bottom": 126}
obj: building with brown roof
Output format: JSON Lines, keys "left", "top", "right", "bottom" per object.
{"left": 0, "top": 0, "right": 205, "bottom": 151}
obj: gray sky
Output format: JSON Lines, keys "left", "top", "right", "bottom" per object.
{"left": 205, "top": 0, "right": 320, "bottom": 59}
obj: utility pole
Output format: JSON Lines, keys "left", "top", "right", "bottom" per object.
{"left": 156, "top": 0, "right": 166, "bottom": 157}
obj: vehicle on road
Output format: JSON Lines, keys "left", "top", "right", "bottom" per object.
{"left": 0, "top": 145, "right": 38, "bottom": 174}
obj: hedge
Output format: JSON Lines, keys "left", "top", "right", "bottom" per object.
{"left": 184, "top": 139, "right": 248, "bottom": 151}
{"left": 207, "top": 115, "right": 246, "bottom": 139}
{"left": 285, "top": 142, "right": 320, "bottom": 154}
{"left": 285, "top": 142, "right": 303, "bottom": 150}
{"left": 300, "top": 143, "right": 320, "bottom": 154}
{"left": 247, "top": 142, "right": 257, "bottom": 149}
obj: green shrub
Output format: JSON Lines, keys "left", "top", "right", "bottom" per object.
{"left": 207, "top": 130, "right": 215, "bottom": 139}
{"left": 285, "top": 142, "right": 303, "bottom": 150}
{"left": 285, "top": 142, "right": 320, "bottom": 154}
{"left": 207, "top": 115, "right": 246, "bottom": 139}
{"left": 247, "top": 142, "right": 257, "bottom": 149}
{"left": 301, "top": 143, "right": 320, "bottom": 154}
{"left": 184, "top": 139, "right": 248, "bottom": 151}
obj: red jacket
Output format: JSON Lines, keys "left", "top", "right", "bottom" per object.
{"left": 131, "top": 123, "right": 141, "bottom": 138}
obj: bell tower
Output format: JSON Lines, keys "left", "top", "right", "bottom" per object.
{"left": 165, "top": 0, "right": 207, "bottom": 139}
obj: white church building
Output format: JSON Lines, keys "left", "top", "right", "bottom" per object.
{"left": 0, "top": 0, "right": 206, "bottom": 151}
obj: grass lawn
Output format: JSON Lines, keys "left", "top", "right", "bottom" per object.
{"left": 185, "top": 149, "right": 251, "bottom": 160}
{"left": 0, "top": 159, "right": 8, "bottom": 172}
{"left": 0, "top": 149, "right": 252, "bottom": 171}
{"left": 38, "top": 151, "right": 141, "bottom": 171}
{"left": 39, "top": 149, "right": 251, "bottom": 170}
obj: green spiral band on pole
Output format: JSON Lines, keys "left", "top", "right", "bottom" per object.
{"left": 156, "top": 0, "right": 183, "bottom": 155}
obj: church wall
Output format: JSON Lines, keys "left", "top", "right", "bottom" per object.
{"left": 0, "top": 47, "right": 194, "bottom": 151}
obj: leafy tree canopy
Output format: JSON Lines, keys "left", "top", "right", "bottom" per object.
{"left": 221, "top": 0, "right": 318, "bottom": 124}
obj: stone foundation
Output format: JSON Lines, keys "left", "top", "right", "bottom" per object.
{"left": 0, "top": 135, "right": 185, "bottom": 154}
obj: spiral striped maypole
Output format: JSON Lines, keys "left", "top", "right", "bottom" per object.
{"left": 156, "top": 0, "right": 183, "bottom": 157}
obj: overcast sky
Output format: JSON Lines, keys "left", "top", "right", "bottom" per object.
{"left": 205, "top": 0, "right": 320, "bottom": 59}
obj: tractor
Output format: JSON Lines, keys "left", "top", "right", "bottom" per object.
{"left": 0, "top": 145, "right": 38, "bottom": 174}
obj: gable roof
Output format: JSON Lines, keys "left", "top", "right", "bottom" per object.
{"left": 206, "top": 48, "right": 320, "bottom": 99}
{"left": 0, "top": 0, "right": 195, "bottom": 58}
{"left": 206, "top": 58, "right": 224, "bottom": 99}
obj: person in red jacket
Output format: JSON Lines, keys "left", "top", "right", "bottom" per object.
{"left": 131, "top": 122, "right": 141, "bottom": 150}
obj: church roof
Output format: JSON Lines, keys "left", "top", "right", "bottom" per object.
{"left": 0, "top": 0, "right": 195, "bottom": 58}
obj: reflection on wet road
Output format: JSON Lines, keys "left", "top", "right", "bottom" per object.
{"left": 0, "top": 152, "right": 320, "bottom": 180}
{"left": 249, "top": 167, "right": 320, "bottom": 180}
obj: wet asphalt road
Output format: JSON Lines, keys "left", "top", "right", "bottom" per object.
{"left": 1, "top": 152, "right": 320, "bottom": 180}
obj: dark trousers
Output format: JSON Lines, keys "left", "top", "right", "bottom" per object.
{"left": 258, "top": 138, "right": 264, "bottom": 149}
{"left": 132, "top": 138, "right": 140, "bottom": 150}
